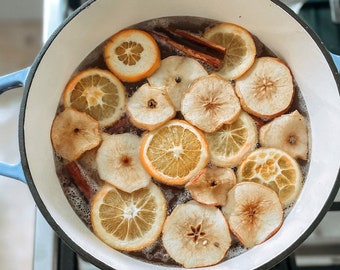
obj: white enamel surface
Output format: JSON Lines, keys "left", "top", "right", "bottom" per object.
{"left": 22, "top": 0, "right": 340, "bottom": 269}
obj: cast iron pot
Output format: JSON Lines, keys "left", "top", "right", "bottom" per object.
{"left": 0, "top": 0, "right": 340, "bottom": 269}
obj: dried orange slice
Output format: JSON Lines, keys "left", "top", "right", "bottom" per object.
{"left": 235, "top": 57, "right": 294, "bottom": 119}
{"left": 222, "top": 182, "right": 283, "bottom": 248}
{"left": 50, "top": 107, "right": 101, "bottom": 161}
{"left": 91, "top": 182, "right": 167, "bottom": 251}
{"left": 140, "top": 120, "right": 209, "bottom": 186}
{"left": 104, "top": 29, "right": 160, "bottom": 82}
{"left": 205, "top": 111, "right": 258, "bottom": 168}
{"left": 63, "top": 68, "right": 126, "bottom": 128}
{"left": 181, "top": 74, "right": 241, "bottom": 133}
{"left": 162, "top": 200, "right": 231, "bottom": 268}
{"left": 237, "top": 147, "right": 303, "bottom": 208}
{"left": 203, "top": 22, "right": 256, "bottom": 80}
{"left": 126, "top": 83, "right": 176, "bottom": 130}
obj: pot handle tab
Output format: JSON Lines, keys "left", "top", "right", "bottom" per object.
{"left": 331, "top": 53, "right": 340, "bottom": 73}
{"left": 0, "top": 67, "right": 30, "bottom": 184}
{"left": 0, "top": 67, "right": 30, "bottom": 95}
{"left": 0, "top": 163, "right": 26, "bottom": 183}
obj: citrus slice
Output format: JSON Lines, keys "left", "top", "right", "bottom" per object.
{"left": 140, "top": 120, "right": 209, "bottom": 185}
{"left": 222, "top": 182, "right": 283, "bottom": 248}
{"left": 96, "top": 133, "right": 151, "bottom": 193}
{"left": 205, "top": 111, "right": 258, "bottom": 168}
{"left": 104, "top": 29, "right": 160, "bottom": 82}
{"left": 237, "top": 147, "right": 303, "bottom": 208}
{"left": 181, "top": 74, "right": 241, "bottom": 133}
{"left": 63, "top": 68, "right": 126, "bottom": 128}
{"left": 185, "top": 167, "right": 236, "bottom": 206}
{"left": 203, "top": 22, "right": 256, "bottom": 80}
{"left": 162, "top": 200, "right": 231, "bottom": 268}
{"left": 147, "top": 55, "right": 208, "bottom": 111}
{"left": 50, "top": 107, "right": 101, "bottom": 161}
{"left": 126, "top": 83, "right": 176, "bottom": 130}
{"left": 91, "top": 182, "right": 167, "bottom": 251}
{"left": 259, "top": 110, "right": 309, "bottom": 160}
{"left": 235, "top": 57, "right": 294, "bottom": 119}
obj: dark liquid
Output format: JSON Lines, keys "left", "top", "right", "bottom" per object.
{"left": 53, "top": 16, "right": 310, "bottom": 266}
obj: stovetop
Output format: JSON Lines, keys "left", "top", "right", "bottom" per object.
{"left": 35, "top": 1, "right": 340, "bottom": 269}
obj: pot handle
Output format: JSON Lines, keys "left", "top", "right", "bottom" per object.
{"left": 331, "top": 52, "right": 340, "bottom": 73}
{"left": 0, "top": 67, "right": 30, "bottom": 183}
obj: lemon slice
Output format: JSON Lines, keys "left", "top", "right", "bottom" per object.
{"left": 147, "top": 55, "right": 208, "bottom": 111}
{"left": 96, "top": 133, "right": 151, "bottom": 193}
{"left": 162, "top": 200, "right": 231, "bottom": 268}
{"left": 181, "top": 74, "right": 241, "bottom": 133}
{"left": 222, "top": 182, "right": 283, "bottom": 248}
{"left": 205, "top": 111, "right": 258, "bottom": 168}
{"left": 203, "top": 22, "right": 256, "bottom": 80}
{"left": 50, "top": 107, "right": 101, "bottom": 161}
{"left": 104, "top": 29, "right": 160, "bottom": 82}
{"left": 126, "top": 83, "right": 176, "bottom": 130}
{"left": 91, "top": 182, "right": 167, "bottom": 251}
{"left": 237, "top": 147, "right": 303, "bottom": 208}
{"left": 140, "top": 120, "right": 209, "bottom": 186}
{"left": 63, "top": 68, "right": 126, "bottom": 128}
{"left": 235, "top": 57, "right": 294, "bottom": 119}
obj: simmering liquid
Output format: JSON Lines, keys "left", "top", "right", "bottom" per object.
{"left": 53, "top": 16, "right": 310, "bottom": 266}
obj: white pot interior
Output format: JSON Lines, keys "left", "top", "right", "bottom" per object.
{"left": 21, "top": 0, "right": 340, "bottom": 269}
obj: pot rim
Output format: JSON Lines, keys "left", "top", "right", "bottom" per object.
{"left": 18, "top": 0, "right": 340, "bottom": 269}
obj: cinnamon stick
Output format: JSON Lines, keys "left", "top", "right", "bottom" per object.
{"left": 165, "top": 27, "right": 226, "bottom": 57}
{"left": 65, "top": 161, "right": 96, "bottom": 201}
{"left": 151, "top": 31, "right": 224, "bottom": 69}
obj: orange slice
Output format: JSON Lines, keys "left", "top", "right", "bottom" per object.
{"left": 140, "top": 120, "right": 209, "bottom": 185}
{"left": 104, "top": 29, "right": 160, "bottom": 82}
{"left": 237, "top": 147, "right": 303, "bottom": 208}
{"left": 63, "top": 68, "right": 126, "bottom": 128}
{"left": 203, "top": 22, "right": 256, "bottom": 80}
{"left": 91, "top": 182, "right": 167, "bottom": 251}
{"left": 205, "top": 111, "right": 258, "bottom": 168}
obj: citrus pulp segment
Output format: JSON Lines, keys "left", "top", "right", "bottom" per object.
{"left": 91, "top": 182, "right": 167, "bottom": 251}
{"left": 63, "top": 68, "right": 126, "bottom": 128}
